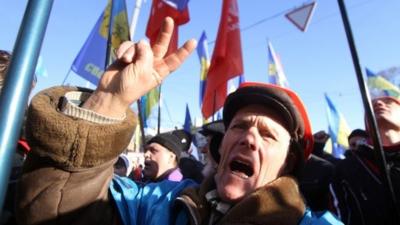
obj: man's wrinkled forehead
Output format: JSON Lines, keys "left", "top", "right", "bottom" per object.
{"left": 145, "top": 142, "right": 163, "bottom": 151}
{"left": 230, "top": 104, "right": 290, "bottom": 132}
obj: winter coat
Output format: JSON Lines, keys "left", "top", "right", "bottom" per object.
{"left": 331, "top": 144, "right": 400, "bottom": 225}
{"left": 16, "top": 86, "right": 342, "bottom": 225}
{"left": 111, "top": 172, "right": 343, "bottom": 225}
{"left": 299, "top": 154, "right": 335, "bottom": 212}
{"left": 15, "top": 86, "right": 136, "bottom": 225}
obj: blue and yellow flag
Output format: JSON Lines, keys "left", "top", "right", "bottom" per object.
{"left": 325, "top": 94, "right": 351, "bottom": 158}
{"left": 140, "top": 87, "right": 161, "bottom": 128}
{"left": 268, "top": 41, "right": 289, "bottom": 87}
{"left": 197, "top": 31, "right": 210, "bottom": 108}
{"left": 71, "top": 0, "right": 130, "bottom": 85}
{"left": 366, "top": 68, "right": 400, "bottom": 99}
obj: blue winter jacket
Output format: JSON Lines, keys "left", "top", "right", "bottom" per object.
{"left": 110, "top": 176, "right": 343, "bottom": 225}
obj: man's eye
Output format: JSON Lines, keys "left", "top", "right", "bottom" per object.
{"left": 231, "top": 123, "right": 246, "bottom": 129}
{"left": 259, "top": 131, "right": 276, "bottom": 140}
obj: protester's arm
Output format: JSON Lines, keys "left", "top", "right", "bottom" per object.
{"left": 15, "top": 86, "right": 134, "bottom": 225}
{"left": 312, "top": 130, "right": 330, "bottom": 156}
{"left": 15, "top": 17, "right": 196, "bottom": 225}
{"left": 82, "top": 17, "right": 196, "bottom": 118}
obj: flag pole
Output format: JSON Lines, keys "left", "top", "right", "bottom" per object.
{"left": 61, "top": 70, "right": 71, "bottom": 85}
{"left": 127, "top": 0, "right": 147, "bottom": 147}
{"left": 105, "top": 0, "right": 115, "bottom": 68}
{"left": 0, "top": 0, "right": 54, "bottom": 212}
{"left": 157, "top": 85, "right": 162, "bottom": 134}
{"left": 129, "top": 0, "right": 143, "bottom": 41}
{"left": 212, "top": 90, "right": 216, "bottom": 122}
{"left": 337, "top": 0, "right": 399, "bottom": 218}
{"left": 136, "top": 99, "right": 147, "bottom": 150}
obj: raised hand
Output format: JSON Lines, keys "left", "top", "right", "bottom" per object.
{"left": 313, "top": 130, "right": 330, "bottom": 144}
{"left": 83, "top": 17, "right": 197, "bottom": 118}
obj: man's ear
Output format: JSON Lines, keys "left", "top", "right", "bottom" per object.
{"left": 168, "top": 152, "right": 177, "bottom": 165}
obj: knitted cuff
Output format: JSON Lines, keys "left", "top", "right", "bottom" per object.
{"left": 60, "top": 91, "right": 126, "bottom": 124}
{"left": 26, "top": 86, "right": 137, "bottom": 169}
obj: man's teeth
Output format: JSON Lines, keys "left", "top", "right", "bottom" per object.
{"left": 236, "top": 159, "right": 249, "bottom": 166}
{"left": 232, "top": 171, "right": 249, "bottom": 179}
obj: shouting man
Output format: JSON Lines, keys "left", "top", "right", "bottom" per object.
{"left": 16, "top": 17, "right": 342, "bottom": 225}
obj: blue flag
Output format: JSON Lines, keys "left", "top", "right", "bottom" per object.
{"left": 163, "top": 0, "right": 190, "bottom": 11}
{"left": 71, "top": 0, "right": 130, "bottom": 85}
{"left": 238, "top": 74, "right": 245, "bottom": 86}
{"left": 184, "top": 104, "right": 192, "bottom": 133}
{"left": 325, "top": 93, "right": 351, "bottom": 158}
{"left": 217, "top": 111, "right": 223, "bottom": 120}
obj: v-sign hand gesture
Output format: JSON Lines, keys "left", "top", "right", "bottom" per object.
{"left": 83, "top": 17, "right": 197, "bottom": 118}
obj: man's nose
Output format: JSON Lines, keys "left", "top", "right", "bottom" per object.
{"left": 239, "top": 127, "right": 260, "bottom": 151}
{"left": 373, "top": 99, "right": 385, "bottom": 107}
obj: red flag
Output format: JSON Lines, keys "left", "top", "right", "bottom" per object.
{"left": 146, "top": 0, "right": 190, "bottom": 55}
{"left": 201, "top": 0, "right": 243, "bottom": 118}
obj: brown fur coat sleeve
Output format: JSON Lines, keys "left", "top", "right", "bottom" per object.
{"left": 15, "top": 86, "right": 137, "bottom": 225}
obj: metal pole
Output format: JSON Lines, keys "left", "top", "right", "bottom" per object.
{"left": 105, "top": 0, "right": 115, "bottom": 68}
{"left": 61, "top": 70, "right": 71, "bottom": 85}
{"left": 137, "top": 99, "right": 147, "bottom": 151}
{"left": 129, "top": 0, "right": 143, "bottom": 40}
{"left": 212, "top": 90, "right": 216, "bottom": 122}
{"left": 0, "top": 0, "right": 53, "bottom": 212}
{"left": 157, "top": 85, "right": 162, "bottom": 134}
{"left": 337, "top": 0, "right": 399, "bottom": 219}
{"left": 127, "top": 0, "right": 148, "bottom": 149}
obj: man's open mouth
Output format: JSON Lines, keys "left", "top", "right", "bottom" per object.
{"left": 230, "top": 160, "right": 254, "bottom": 179}
{"left": 144, "top": 161, "right": 152, "bottom": 169}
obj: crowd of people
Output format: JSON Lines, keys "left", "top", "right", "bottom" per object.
{"left": 0, "top": 17, "right": 399, "bottom": 225}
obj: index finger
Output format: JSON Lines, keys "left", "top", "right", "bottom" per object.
{"left": 152, "top": 17, "right": 174, "bottom": 60}
{"left": 156, "top": 39, "right": 197, "bottom": 78}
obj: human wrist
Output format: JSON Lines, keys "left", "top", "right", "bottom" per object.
{"left": 82, "top": 91, "right": 128, "bottom": 118}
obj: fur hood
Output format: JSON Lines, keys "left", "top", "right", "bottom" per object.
{"left": 175, "top": 175, "right": 306, "bottom": 225}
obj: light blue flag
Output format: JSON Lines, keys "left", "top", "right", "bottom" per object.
{"left": 325, "top": 93, "right": 351, "bottom": 158}
{"left": 35, "top": 56, "right": 48, "bottom": 78}
{"left": 71, "top": 0, "right": 130, "bottom": 85}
